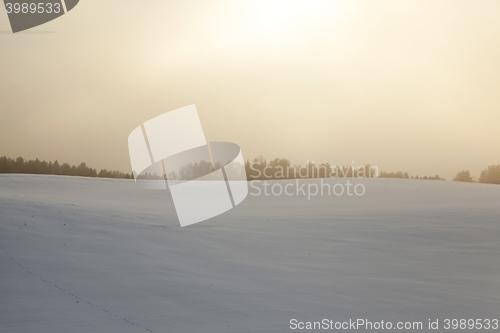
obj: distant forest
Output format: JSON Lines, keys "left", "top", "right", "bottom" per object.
{"left": 1, "top": 155, "right": 499, "bottom": 185}
{"left": 0, "top": 156, "right": 132, "bottom": 179}
{"left": 245, "top": 158, "right": 446, "bottom": 181}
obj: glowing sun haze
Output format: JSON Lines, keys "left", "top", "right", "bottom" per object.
{"left": 0, "top": 0, "right": 499, "bottom": 179}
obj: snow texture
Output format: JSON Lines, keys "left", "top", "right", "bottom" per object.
{"left": 0, "top": 175, "right": 499, "bottom": 332}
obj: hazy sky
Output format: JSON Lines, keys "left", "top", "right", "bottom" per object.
{"left": 1, "top": 0, "right": 499, "bottom": 179}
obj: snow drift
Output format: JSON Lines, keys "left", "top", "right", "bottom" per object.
{"left": 0, "top": 175, "right": 499, "bottom": 332}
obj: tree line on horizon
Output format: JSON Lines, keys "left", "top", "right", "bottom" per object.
{"left": 453, "top": 166, "right": 500, "bottom": 184}
{"left": 244, "top": 157, "right": 445, "bottom": 181}
{"left": 1, "top": 155, "right": 499, "bottom": 185}
{"left": 0, "top": 156, "right": 132, "bottom": 179}
{"left": 244, "top": 157, "right": 500, "bottom": 184}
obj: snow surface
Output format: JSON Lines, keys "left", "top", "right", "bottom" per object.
{"left": 0, "top": 175, "right": 499, "bottom": 332}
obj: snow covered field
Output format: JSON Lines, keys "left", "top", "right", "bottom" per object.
{"left": 1, "top": 175, "right": 499, "bottom": 332}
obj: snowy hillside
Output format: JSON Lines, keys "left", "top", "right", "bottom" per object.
{"left": 1, "top": 175, "right": 499, "bottom": 332}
